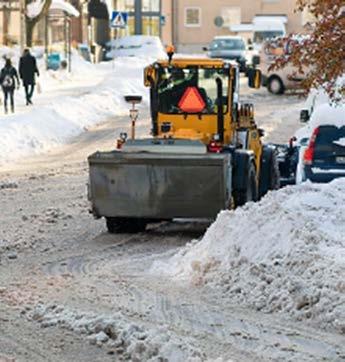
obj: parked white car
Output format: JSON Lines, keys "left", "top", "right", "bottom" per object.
{"left": 259, "top": 38, "right": 307, "bottom": 94}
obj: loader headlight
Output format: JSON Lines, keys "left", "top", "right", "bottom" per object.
{"left": 212, "top": 133, "right": 220, "bottom": 141}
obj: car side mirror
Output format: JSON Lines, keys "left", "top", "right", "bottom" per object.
{"left": 144, "top": 65, "right": 155, "bottom": 87}
{"left": 300, "top": 109, "right": 310, "bottom": 123}
{"left": 202, "top": 47, "right": 208, "bottom": 52}
{"left": 247, "top": 68, "right": 262, "bottom": 89}
{"left": 248, "top": 45, "right": 254, "bottom": 51}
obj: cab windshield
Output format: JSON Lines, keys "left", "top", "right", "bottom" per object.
{"left": 157, "top": 66, "right": 229, "bottom": 114}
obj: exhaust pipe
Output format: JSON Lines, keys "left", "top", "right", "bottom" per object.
{"left": 216, "top": 77, "right": 224, "bottom": 142}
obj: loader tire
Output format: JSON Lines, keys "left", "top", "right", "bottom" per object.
{"left": 106, "top": 217, "right": 147, "bottom": 234}
{"left": 233, "top": 162, "right": 258, "bottom": 207}
{"left": 259, "top": 146, "right": 280, "bottom": 198}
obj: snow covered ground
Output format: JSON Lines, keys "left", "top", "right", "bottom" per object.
{"left": 0, "top": 49, "right": 153, "bottom": 166}
{"left": 1, "top": 45, "right": 344, "bottom": 361}
{"left": 152, "top": 179, "right": 345, "bottom": 335}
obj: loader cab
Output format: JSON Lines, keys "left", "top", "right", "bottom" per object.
{"left": 145, "top": 60, "right": 233, "bottom": 144}
{"left": 144, "top": 59, "right": 261, "bottom": 145}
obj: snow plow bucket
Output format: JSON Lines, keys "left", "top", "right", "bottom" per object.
{"left": 88, "top": 151, "right": 232, "bottom": 220}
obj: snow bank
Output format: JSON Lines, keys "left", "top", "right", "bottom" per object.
{"left": 152, "top": 180, "right": 345, "bottom": 334}
{"left": 0, "top": 53, "right": 149, "bottom": 165}
{"left": 106, "top": 35, "right": 166, "bottom": 59}
{"left": 309, "top": 103, "right": 345, "bottom": 129}
{"left": 30, "top": 304, "right": 204, "bottom": 361}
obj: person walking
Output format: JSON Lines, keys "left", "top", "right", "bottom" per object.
{"left": 0, "top": 58, "right": 19, "bottom": 114}
{"left": 19, "top": 48, "right": 39, "bottom": 105}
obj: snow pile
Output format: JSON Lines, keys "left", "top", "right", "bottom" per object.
{"left": 334, "top": 138, "right": 345, "bottom": 147}
{"left": 308, "top": 103, "right": 345, "bottom": 129}
{"left": 152, "top": 180, "right": 345, "bottom": 334}
{"left": 106, "top": 35, "right": 166, "bottom": 60}
{"left": 0, "top": 55, "right": 149, "bottom": 165}
{"left": 30, "top": 304, "right": 204, "bottom": 362}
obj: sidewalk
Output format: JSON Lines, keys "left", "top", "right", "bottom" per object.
{"left": 0, "top": 54, "right": 149, "bottom": 167}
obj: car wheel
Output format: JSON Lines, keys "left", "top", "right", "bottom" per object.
{"left": 268, "top": 77, "right": 284, "bottom": 95}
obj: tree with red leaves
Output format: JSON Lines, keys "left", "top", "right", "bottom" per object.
{"left": 271, "top": 0, "right": 344, "bottom": 101}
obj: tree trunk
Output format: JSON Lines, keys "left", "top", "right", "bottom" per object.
{"left": 26, "top": 20, "right": 35, "bottom": 47}
{"left": 25, "top": 0, "right": 53, "bottom": 47}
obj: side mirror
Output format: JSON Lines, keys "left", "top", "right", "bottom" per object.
{"left": 300, "top": 109, "right": 310, "bottom": 123}
{"left": 247, "top": 68, "right": 262, "bottom": 89}
{"left": 144, "top": 65, "right": 155, "bottom": 87}
{"left": 248, "top": 46, "right": 254, "bottom": 51}
{"left": 202, "top": 46, "right": 208, "bottom": 52}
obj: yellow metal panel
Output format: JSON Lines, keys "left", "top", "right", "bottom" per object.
{"left": 156, "top": 58, "right": 230, "bottom": 68}
{"left": 248, "top": 128, "right": 263, "bottom": 177}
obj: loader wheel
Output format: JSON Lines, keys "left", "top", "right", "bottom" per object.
{"left": 233, "top": 163, "right": 258, "bottom": 207}
{"left": 106, "top": 217, "right": 147, "bottom": 234}
{"left": 259, "top": 146, "right": 280, "bottom": 198}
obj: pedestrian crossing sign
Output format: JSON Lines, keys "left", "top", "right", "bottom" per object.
{"left": 111, "top": 11, "right": 128, "bottom": 28}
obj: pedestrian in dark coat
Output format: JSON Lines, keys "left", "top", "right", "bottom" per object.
{"left": 19, "top": 48, "right": 39, "bottom": 105}
{"left": 0, "top": 58, "right": 19, "bottom": 114}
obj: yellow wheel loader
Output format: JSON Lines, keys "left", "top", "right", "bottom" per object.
{"left": 88, "top": 56, "right": 279, "bottom": 233}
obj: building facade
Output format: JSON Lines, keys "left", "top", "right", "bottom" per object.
{"left": 114, "top": 0, "right": 172, "bottom": 45}
{"left": 0, "top": 0, "right": 308, "bottom": 55}
{"left": 0, "top": 0, "right": 21, "bottom": 46}
{"left": 175, "top": 0, "right": 306, "bottom": 53}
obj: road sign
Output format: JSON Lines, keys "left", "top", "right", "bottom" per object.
{"left": 110, "top": 11, "right": 128, "bottom": 28}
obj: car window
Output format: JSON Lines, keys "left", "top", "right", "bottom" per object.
{"left": 210, "top": 39, "right": 245, "bottom": 51}
{"left": 254, "top": 31, "right": 284, "bottom": 44}
{"left": 316, "top": 126, "right": 345, "bottom": 145}
{"left": 299, "top": 137, "right": 309, "bottom": 146}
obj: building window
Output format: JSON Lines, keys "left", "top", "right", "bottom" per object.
{"left": 221, "top": 7, "right": 241, "bottom": 27}
{"left": 114, "top": 0, "right": 162, "bottom": 36}
{"left": 184, "top": 7, "right": 201, "bottom": 27}
{"left": 142, "top": 0, "right": 160, "bottom": 12}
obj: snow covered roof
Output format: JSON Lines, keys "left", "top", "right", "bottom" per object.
{"left": 50, "top": 0, "right": 80, "bottom": 17}
{"left": 27, "top": 0, "right": 80, "bottom": 19}
{"left": 310, "top": 103, "right": 345, "bottom": 129}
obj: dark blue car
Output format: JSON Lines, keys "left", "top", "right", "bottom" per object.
{"left": 304, "top": 125, "right": 345, "bottom": 182}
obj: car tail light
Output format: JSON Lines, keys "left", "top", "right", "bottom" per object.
{"left": 303, "top": 127, "right": 319, "bottom": 165}
{"left": 208, "top": 141, "right": 223, "bottom": 153}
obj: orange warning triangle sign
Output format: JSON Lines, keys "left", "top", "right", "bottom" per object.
{"left": 178, "top": 87, "right": 206, "bottom": 113}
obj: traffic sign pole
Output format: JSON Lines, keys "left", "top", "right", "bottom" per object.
{"left": 110, "top": 11, "right": 128, "bottom": 68}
